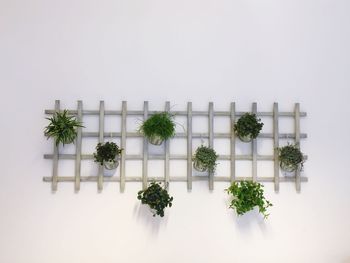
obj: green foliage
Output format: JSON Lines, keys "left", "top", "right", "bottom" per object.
{"left": 137, "top": 182, "right": 173, "bottom": 217}
{"left": 278, "top": 143, "right": 304, "bottom": 170}
{"left": 93, "top": 142, "right": 122, "bottom": 166}
{"left": 44, "top": 110, "right": 84, "bottom": 146}
{"left": 139, "top": 112, "right": 176, "bottom": 141}
{"left": 193, "top": 145, "right": 218, "bottom": 173}
{"left": 234, "top": 113, "right": 263, "bottom": 139}
{"left": 226, "top": 181, "right": 272, "bottom": 219}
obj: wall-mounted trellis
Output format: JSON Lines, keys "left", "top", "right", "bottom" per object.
{"left": 43, "top": 101, "right": 308, "bottom": 193}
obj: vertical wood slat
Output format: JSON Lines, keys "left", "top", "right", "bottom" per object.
{"left": 230, "top": 102, "right": 236, "bottom": 183}
{"left": 164, "top": 101, "right": 170, "bottom": 190}
{"left": 208, "top": 102, "right": 214, "bottom": 190}
{"left": 97, "top": 101, "right": 105, "bottom": 191}
{"left": 187, "top": 102, "right": 193, "bottom": 190}
{"left": 273, "top": 102, "right": 280, "bottom": 192}
{"left": 51, "top": 100, "right": 60, "bottom": 191}
{"left": 74, "top": 100, "right": 83, "bottom": 192}
{"left": 142, "top": 101, "right": 149, "bottom": 190}
{"left": 295, "top": 103, "right": 301, "bottom": 192}
{"left": 120, "top": 101, "right": 127, "bottom": 192}
{"left": 252, "top": 102, "right": 258, "bottom": 182}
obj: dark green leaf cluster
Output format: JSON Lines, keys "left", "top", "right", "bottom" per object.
{"left": 234, "top": 113, "right": 263, "bottom": 139}
{"left": 137, "top": 182, "right": 173, "bottom": 217}
{"left": 44, "top": 110, "right": 84, "bottom": 146}
{"left": 278, "top": 143, "right": 304, "bottom": 170}
{"left": 226, "top": 181, "right": 272, "bottom": 219}
{"left": 93, "top": 142, "right": 122, "bottom": 166}
{"left": 139, "top": 112, "right": 176, "bottom": 140}
{"left": 193, "top": 145, "right": 218, "bottom": 173}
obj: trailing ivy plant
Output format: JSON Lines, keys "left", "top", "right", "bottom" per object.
{"left": 139, "top": 112, "right": 176, "bottom": 141}
{"left": 193, "top": 145, "right": 218, "bottom": 173}
{"left": 234, "top": 113, "right": 263, "bottom": 140}
{"left": 44, "top": 110, "right": 84, "bottom": 146}
{"left": 278, "top": 143, "right": 305, "bottom": 171}
{"left": 226, "top": 181, "right": 272, "bottom": 219}
{"left": 137, "top": 182, "right": 173, "bottom": 217}
{"left": 93, "top": 142, "right": 122, "bottom": 166}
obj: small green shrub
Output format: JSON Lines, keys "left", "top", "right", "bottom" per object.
{"left": 278, "top": 143, "right": 304, "bottom": 171}
{"left": 44, "top": 110, "right": 84, "bottom": 146}
{"left": 93, "top": 142, "right": 122, "bottom": 166}
{"left": 137, "top": 182, "right": 173, "bottom": 217}
{"left": 193, "top": 145, "right": 218, "bottom": 173}
{"left": 234, "top": 113, "right": 263, "bottom": 139}
{"left": 226, "top": 181, "right": 272, "bottom": 219}
{"left": 139, "top": 112, "right": 176, "bottom": 141}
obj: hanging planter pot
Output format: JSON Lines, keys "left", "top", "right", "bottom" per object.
{"left": 234, "top": 113, "right": 263, "bottom": 143}
{"left": 139, "top": 112, "right": 176, "bottom": 146}
{"left": 192, "top": 145, "right": 218, "bottom": 173}
{"left": 278, "top": 143, "right": 305, "bottom": 173}
{"left": 93, "top": 142, "right": 123, "bottom": 174}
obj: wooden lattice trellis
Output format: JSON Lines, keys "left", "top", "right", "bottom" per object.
{"left": 43, "top": 101, "right": 308, "bottom": 193}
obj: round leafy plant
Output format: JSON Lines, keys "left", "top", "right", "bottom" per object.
{"left": 44, "top": 110, "right": 84, "bottom": 146}
{"left": 278, "top": 143, "right": 305, "bottom": 171}
{"left": 137, "top": 182, "right": 173, "bottom": 217}
{"left": 226, "top": 181, "right": 272, "bottom": 219}
{"left": 193, "top": 145, "right": 218, "bottom": 173}
{"left": 234, "top": 113, "right": 263, "bottom": 140}
{"left": 139, "top": 112, "right": 176, "bottom": 141}
{"left": 93, "top": 142, "right": 122, "bottom": 166}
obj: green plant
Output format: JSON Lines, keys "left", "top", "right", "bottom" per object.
{"left": 234, "top": 113, "right": 263, "bottom": 139}
{"left": 137, "top": 182, "right": 173, "bottom": 217}
{"left": 226, "top": 181, "right": 272, "bottom": 219}
{"left": 139, "top": 112, "right": 176, "bottom": 141}
{"left": 44, "top": 110, "right": 84, "bottom": 146}
{"left": 193, "top": 145, "right": 218, "bottom": 173}
{"left": 278, "top": 143, "right": 304, "bottom": 171}
{"left": 93, "top": 142, "right": 122, "bottom": 166}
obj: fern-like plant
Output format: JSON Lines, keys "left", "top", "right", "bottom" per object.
{"left": 137, "top": 182, "right": 173, "bottom": 217}
{"left": 139, "top": 112, "right": 176, "bottom": 144}
{"left": 44, "top": 110, "right": 84, "bottom": 146}
{"left": 193, "top": 145, "right": 218, "bottom": 173}
{"left": 278, "top": 143, "right": 305, "bottom": 172}
{"left": 234, "top": 113, "right": 263, "bottom": 141}
{"left": 226, "top": 181, "right": 272, "bottom": 219}
{"left": 93, "top": 142, "right": 122, "bottom": 166}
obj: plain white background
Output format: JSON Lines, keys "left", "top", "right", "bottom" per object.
{"left": 1, "top": 0, "right": 350, "bottom": 262}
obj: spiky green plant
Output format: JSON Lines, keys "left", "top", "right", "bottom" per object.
{"left": 139, "top": 112, "right": 176, "bottom": 141}
{"left": 137, "top": 182, "right": 173, "bottom": 217}
{"left": 93, "top": 142, "right": 122, "bottom": 166}
{"left": 226, "top": 181, "right": 272, "bottom": 219}
{"left": 44, "top": 110, "right": 84, "bottom": 146}
{"left": 193, "top": 145, "right": 218, "bottom": 173}
{"left": 234, "top": 113, "right": 263, "bottom": 139}
{"left": 278, "top": 143, "right": 305, "bottom": 171}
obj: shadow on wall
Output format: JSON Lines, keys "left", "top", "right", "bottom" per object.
{"left": 132, "top": 202, "right": 169, "bottom": 236}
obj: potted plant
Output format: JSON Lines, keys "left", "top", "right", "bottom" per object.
{"left": 278, "top": 143, "right": 305, "bottom": 172}
{"left": 139, "top": 112, "right": 176, "bottom": 145}
{"left": 137, "top": 182, "right": 173, "bottom": 217}
{"left": 93, "top": 142, "right": 122, "bottom": 170}
{"left": 226, "top": 181, "right": 272, "bottom": 219}
{"left": 192, "top": 145, "right": 218, "bottom": 173}
{"left": 233, "top": 113, "right": 263, "bottom": 142}
{"left": 44, "top": 110, "right": 84, "bottom": 146}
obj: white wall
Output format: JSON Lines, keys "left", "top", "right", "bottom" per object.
{"left": 1, "top": 0, "right": 350, "bottom": 262}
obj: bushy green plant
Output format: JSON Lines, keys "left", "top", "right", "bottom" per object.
{"left": 226, "top": 181, "right": 272, "bottom": 219}
{"left": 137, "top": 182, "right": 173, "bottom": 217}
{"left": 278, "top": 143, "right": 304, "bottom": 171}
{"left": 139, "top": 112, "right": 176, "bottom": 141}
{"left": 193, "top": 145, "right": 218, "bottom": 173}
{"left": 234, "top": 113, "right": 263, "bottom": 139}
{"left": 44, "top": 110, "right": 84, "bottom": 146}
{"left": 93, "top": 142, "right": 122, "bottom": 166}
